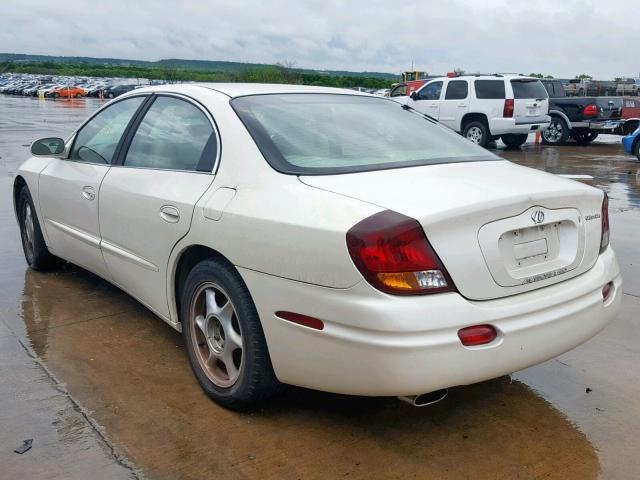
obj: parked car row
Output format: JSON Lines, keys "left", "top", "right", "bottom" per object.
{"left": 564, "top": 78, "right": 640, "bottom": 97}
{"left": 0, "top": 73, "right": 149, "bottom": 99}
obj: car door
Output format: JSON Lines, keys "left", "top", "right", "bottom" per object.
{"left": 98, "top": 94, "right": 218, "bottom": 320}
{"left": 38, "top": 95, "right": 148, "bottom": 278}
{"left": 408, "top": 80, "right": 443, "bottom": 119}
{"left": 438, "top": 79, "right": 469, "bottom": 131}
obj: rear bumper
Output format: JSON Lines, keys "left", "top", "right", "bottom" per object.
{"left": 572, "top": 119, "right": 623, "bottom": 130}
{"left": 490, "top": 116, "right": 550, "bottom": 135}
{"left": 240, "top": 247, "right": 621, "bottom": 396}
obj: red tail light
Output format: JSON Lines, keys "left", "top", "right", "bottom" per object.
{"left": 346, "top": 210, "right": 455, "bottom": 295}
{"left": 458, "top": 325, "right": 497, "bottom": 346}
{"left": 600, "top": 192, "right": 609, "bottom": 253}
{"left": 583, "top": 104, "right": 598, "bottom": 117}
{"left": 503, "top": 99, "right": 514, "bottom": 118}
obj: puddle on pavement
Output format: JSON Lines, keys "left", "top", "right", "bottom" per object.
{"left": 6, "top": 266, "right": 599, "bottom": 480}
{"left": 499, "top": 140, "right": 640, "bottom": 210}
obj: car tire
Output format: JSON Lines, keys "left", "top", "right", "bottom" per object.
{"left": 571, "top": 131, "right": 599, "bottom": 145}
{"left": 181, "top": 257, "right": 281, "bottom": 410}
{"left": 501, "top": 134, "right": 528, "bottom": 149}
{"left": 51, "top": 92, "right": 59, "bottom": 98}
{"left": 462, "top": 120, "right": 490, "bottom": 148}
{"left": 74, "top": 93, "right": 81, "bottom": 98}
{"left": 541, "top": 116, "right": 570, "bottom": 145}
{"left": 17, "top": 187, "right": 65, "bottom": 270}
{"left": 634, "top": 138, "right": 640, "bottom": 161}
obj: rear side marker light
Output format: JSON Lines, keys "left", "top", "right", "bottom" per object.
{"left": 458, "top": 325, "right": 497, "bottom": 347}
{"left": 602, "top": 282, "right": 614, "bottom": 302}
{"left": 503, "top": 99, "right": 514, "bottom": 118}
{"left": 346, "top": 210, "right": 455, "bottom": 295}
{"left": 276, "top": 311, "right": 324, "bottom": 330}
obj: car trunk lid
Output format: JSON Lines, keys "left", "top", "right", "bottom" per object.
{"left": 300, "top": 161, "right": 604, "bottom": 300}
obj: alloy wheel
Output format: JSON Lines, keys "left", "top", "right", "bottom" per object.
{"left": 189, "top": 282, "right": 243, "bottom": 388}
{"left": 466, "top": 126, "right": 483, "bottom": 144}
{"left": 543, "top": 121, "right": 563, "bottom": 143}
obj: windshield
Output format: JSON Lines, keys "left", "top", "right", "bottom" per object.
{"left": 231, "top": 94, "right": 496, "bottom": 175}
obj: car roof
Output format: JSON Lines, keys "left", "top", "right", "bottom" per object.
{"left": 131, "top": 83, "right": 370, "bottom": 98}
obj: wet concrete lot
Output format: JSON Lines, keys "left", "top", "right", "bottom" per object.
{"left": 0, "top": 95, "right": 638, "bottom": 479}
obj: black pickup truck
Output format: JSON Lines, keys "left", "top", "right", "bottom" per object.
{"left": 540, "top": 80, "right": 623, "bottom": 145}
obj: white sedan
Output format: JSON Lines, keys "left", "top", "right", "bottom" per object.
{"left": 14, "top": 84, "right": 621, "bottom": 409}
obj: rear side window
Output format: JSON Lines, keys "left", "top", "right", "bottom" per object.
{"left": 511, "top": 80, "right": 549, "bottom": 99}
{"left": 552, "top": 81, "right": 566, "bottom": 97}
{"left": 124, "top": 96, "right": 216, "bottom": 172}
{"left": 445, "top": 80, "right": 468, "bottom": 100}
{"left": 474, "top": 80, "right": 505, "bottom": 99}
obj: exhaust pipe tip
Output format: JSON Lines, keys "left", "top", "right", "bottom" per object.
{"left": 397, "top": 388, "right": 448, "bottom": 407}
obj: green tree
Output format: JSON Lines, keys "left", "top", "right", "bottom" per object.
{"left": 576, "top": 74, "right": 592, "bottom": 80}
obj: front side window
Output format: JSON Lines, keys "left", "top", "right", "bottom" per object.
{"left": 70, "top": 96, "right": 145, "bottom": 164}
{"left": 124, "top": 97, "right": 216, "bottom": 172}
{"left": 232, "top": 94, "right": 495, "bottom": 175}
{"left": 474, "top": 80, "right": 506, "bottom": 99}
{"left": 417, "top": 81, "right": 443, "bottom": 100}
{"left": 444, "top": 80, "right": 468, "bottom": 100}
{"left": 390, "top": 85, "right": 407, "bottom": 97}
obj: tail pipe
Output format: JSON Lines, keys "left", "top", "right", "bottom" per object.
{"left": 397, "top": 388, "right": 448, "bottom": 407}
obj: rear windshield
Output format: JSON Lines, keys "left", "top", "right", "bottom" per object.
{"left": 474, "top": 80, "right": 505, "bottom": 99}
{"left": 511, "top": 80, "right": 549, "bottom": 99}
{"left": 231, "top": 94, "right": 496, "bottom": 175}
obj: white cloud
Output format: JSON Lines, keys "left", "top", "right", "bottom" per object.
{"left": 0, "top": 0, "right": 636, "bottom": 78}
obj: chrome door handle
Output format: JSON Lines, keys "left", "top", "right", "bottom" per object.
{"left": 81, "top": 186, "right": 96, "bottom": 201}
{"left": 159, "top": 205, "right": 180, "bottom": 223}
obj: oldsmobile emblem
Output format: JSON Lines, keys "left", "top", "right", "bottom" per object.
{"left": 531, "top": 210, "right": 545, "bottom": 224}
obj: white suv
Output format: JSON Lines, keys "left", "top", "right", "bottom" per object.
{"left": 394, "top": 74, "right": 550, "bottom": 148}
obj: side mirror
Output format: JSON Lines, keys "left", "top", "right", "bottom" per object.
{"left": 410, "top": 91, "right": 418, "bottom": 100}
{"left": 31, "top": 137, "right": 65, "bottom": 156}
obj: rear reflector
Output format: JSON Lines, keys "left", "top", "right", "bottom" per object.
{"left": 276, "top": 311, "right": 324, "bottom": 330}
{"left": 458, "top": 325, "right": 497, "bottom": 346}
{"left": 602, "top": 281, "right": 614, "bottom": 301}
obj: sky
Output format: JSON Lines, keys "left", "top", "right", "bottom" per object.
{"left": 1, "top": 0, "right": 636, "bottom": 79}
